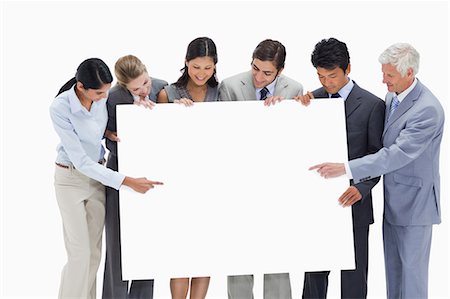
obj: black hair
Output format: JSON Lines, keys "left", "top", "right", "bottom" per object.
{"left": 311, "top": 38, "right": 350, "bottom": 72}
{"left": 252, "top": 39, "right": 286, "bottom": 70}
{"left": 56, "top": 58, "right": 113, "bottom": 97}
{"left": 174, "top": 37, "right": 219, "bottom": 88}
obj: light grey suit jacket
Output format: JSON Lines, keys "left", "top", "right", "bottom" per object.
{"left": 218, "top": 71, "right": 303, "bottom": 101}
{"left": 349, "top": 79, "right": 445, "bottom": 226}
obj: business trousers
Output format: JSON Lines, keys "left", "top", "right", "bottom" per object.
{"left": 303, "top": 225, "right": 369, "bottom": 299}
{"left": 102, "top": 154, "right": 154, "bottom": 299}
{"left": 228, "top": 273, "right": 292, "bottom": 299}
{"left": 383, "top": 219, "right": 432, "bottom": 299}
{"left": 54, "top": 165, "right": 105, "bottom": 299}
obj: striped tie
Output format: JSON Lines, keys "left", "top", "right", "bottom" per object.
{"left": 388, "top": 96, "right": 400, "bottom": 121}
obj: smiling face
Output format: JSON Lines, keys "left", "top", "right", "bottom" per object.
{"left": 316, "top": 65, "right": 350, "bottom": 95}
{"left": 251, "top": 58, "right": 281, "bottom": 89}
{"left": 381, "top": 63, "right": 414, "bottom": 94}
{"left": 186, "top": 56, "right": 215, "bottom": 86}
{"left": 126, "top": 72, "right": 152, "bottom": 98}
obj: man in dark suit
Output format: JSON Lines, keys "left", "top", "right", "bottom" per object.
{"left": 296, "top": 38, "right": 385, "bottom": 299}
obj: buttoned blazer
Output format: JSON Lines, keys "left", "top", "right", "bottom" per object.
{"left": 349, "top": 80, "right": 445, "bottom": 225}
{"left": 314, "top": 82, "right": 385, "bottom": 227}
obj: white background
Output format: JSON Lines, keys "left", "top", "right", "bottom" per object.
{"left": 1, "top": 1, "right": 448, "bottom": 298}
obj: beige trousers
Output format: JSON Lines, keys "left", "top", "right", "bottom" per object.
{"left": 54, "top": 165, "right": 105, "bottom": 299}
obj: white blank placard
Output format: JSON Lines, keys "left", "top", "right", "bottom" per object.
{"left": 118, "top": 100, "right": 354, "bottom": 282}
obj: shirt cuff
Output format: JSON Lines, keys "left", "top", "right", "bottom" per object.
{"left": 344, "top": 161, "right": 353, "bottom": 179}
{"left": 111, "top": 172, "right": 126, "bottom": 190}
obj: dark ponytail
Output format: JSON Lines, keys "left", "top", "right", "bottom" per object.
{"left": 56, "top": 78, "right": 77, "bottom": 97}
{"left": 56, "top": 58, "right": 113, "bottom": 97}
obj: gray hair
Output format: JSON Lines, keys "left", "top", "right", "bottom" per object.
{"left": 378, "top": 43, "right": 420, "bottom": 77}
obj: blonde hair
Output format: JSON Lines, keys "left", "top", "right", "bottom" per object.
{"left": 114, "top": 55, "right": 148, "bottom": 87}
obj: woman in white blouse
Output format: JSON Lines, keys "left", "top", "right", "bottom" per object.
{"left": 50, "top": 58, "right": 163, "bottom": 299}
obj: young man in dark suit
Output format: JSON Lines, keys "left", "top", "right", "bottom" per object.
{"left": 295, "top": 38, "right": 385, "bottom": 299}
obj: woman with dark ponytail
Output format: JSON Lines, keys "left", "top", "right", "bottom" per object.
{"left": 50, "top": 58, "right": 163, "bottom": 299}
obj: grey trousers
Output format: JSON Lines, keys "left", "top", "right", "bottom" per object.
{"left": 383, "top": 219, "right": 432, "bottom": 299}
{"left": 228, "top": 273, "right": 292, "bottom": 299}
{"left": 102, "top": 154, "right": 154, "bottom": 299}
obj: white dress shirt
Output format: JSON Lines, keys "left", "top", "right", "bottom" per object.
{"left": 255, "top": 77, "right": 277, "bottom": 100}
{"left": 328, "top": 78, "right": 354, "bottom": 101}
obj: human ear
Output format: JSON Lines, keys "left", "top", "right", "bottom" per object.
{"left": 407, "top": 68, "right": 414, "bottom": 77}
{"left": 346, "top": 64, "right": 351, "bottom": 75}
{"left": 277, "top": 67, "right": 284, "bottom": 76}
{"left": 76, "top": 81, "right": 85, "bottom": 91}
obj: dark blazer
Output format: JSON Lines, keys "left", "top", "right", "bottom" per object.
{"left": 105, "top": 78, "right": 167, "bottom": 169}
{"left": 313, "top": 81, "right": 385, "bottom": 227}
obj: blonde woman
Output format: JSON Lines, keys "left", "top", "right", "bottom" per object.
{"left": 102, "top": 55, "right": 168, "bottom": 299}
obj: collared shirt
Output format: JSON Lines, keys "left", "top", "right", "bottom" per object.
{"left": 50, "top": 85, "right": 125, "bottom": 190}
{"left": 255, "top": 77, "right": 278, "bottom": 100}
{"left": 392, "top": 77, "right": 418, "bottom": 103}
{"left": 328, "top": 78, "right": 354, "bottom": 101}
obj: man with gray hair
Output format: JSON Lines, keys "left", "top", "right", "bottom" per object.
{"left": 309, "top": 43, "right": 445, "bottom": 298}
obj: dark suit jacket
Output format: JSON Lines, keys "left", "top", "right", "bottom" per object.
{"left": 106, "top": 78, "right": 168, "bottom": 170}
{"left": 313, "top": 81, "right": 385, "bottom": 227}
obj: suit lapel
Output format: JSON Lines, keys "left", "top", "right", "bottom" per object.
{"left": 274, "top": 76, "right": 288, "bottom": 97}
{"left": 240, "top": 71, "right": 257, "bottom": 100}
{"left": 345, "top": 83, "right": 362, "bottom": 118}
{"left": 383, "top": 80, "right": 423, "bottom": 135}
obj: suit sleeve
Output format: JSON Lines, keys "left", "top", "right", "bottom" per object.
{"left": 149, "top": 78, "right": 168, "bottom": 102}
{"left": 350, "top": 102, "right": 444, "bottom": 183}
{"left": 106, "top": 96, "right": 117, "bottom": 132}
{"left": 352, "top": 99, "right": 385, "bottom": 198}
{"left": 295, "top": 83, "right": 303, "bottom": 97}
{"left": 218, "top": 81, "right": 232, "bottom": 101}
